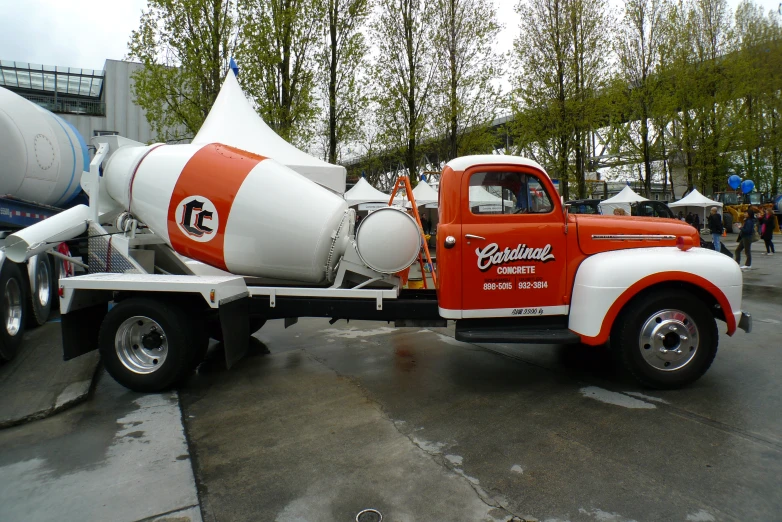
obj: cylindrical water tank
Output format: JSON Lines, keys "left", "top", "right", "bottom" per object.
{"left": 355, "top": 207, "right": 421, "bottom": 273}
{"left": 104, "top": 142, "right": 351, "bottom": 283}
{"left": 0, "top": 87, "right": 87, "bottom": 206}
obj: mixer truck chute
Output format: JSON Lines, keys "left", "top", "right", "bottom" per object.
{"left": 6, "top": 73, "right": 751, "bottom": 392}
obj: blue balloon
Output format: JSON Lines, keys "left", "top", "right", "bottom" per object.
{"left": 728, "top": 175, "right": 741, "bottom": 190}
{"left": 741, "top": 179, "right": 755, "bottom": 194}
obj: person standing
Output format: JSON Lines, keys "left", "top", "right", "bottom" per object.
{"left": 420, "top": 214, "right": 430, "bottom": 235}
{"left": 760, "top": 208, "right": 776, "bottom": 255}
{"left": 735, "top": 209, "right": 757, "bottom": 269}
{"left": 693, "top": 213, "right": 701, "bottom": 231}
{"left": 707, "top": 207, "right": 723, "bottom": 252}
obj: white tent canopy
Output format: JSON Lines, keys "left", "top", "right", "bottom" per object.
{"left": 394, "top": 181, "right": 439, "bottom": 207}
{"left": 598, "top": 185, "right": 648, "bottom": 215}
{"left": 667, "top": 189, "right": 722, "bottom": 210}
{"left": 344, "top": 177, "right": 390, "bottom": 207}
{"left": 193, "top": 71, "right": 347, "bottom": 193}
{"left": 668, "top": 189, "right": 723, "bottom": 229}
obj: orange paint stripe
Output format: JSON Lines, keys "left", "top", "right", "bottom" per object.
{"left": 167, "top": 144, "right": 266, "bottom": 270}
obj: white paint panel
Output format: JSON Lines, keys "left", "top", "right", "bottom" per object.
{"left": 107, "top": 144, "right": 204, "bottom": 244}
{"left": 446, "top": 154, "right": 548, "bottom": 177}
{"left": 224, "top": 158, "right": 349, "bottom": 283}
{"left": 439, "top": 305, "right": 569, "bottom": 319}
{"left": 569, "top": 246, "right": 743, "bottom": 338}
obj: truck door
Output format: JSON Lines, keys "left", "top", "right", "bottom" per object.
{"left": 460, "top": 167, "right": 568, "bottom": 318}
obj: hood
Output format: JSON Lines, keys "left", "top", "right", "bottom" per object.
{"left": 575, "top": 215, "right": 700, "bottom": 255}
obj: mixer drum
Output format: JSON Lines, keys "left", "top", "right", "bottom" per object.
{"left": 104, "top": 142, "right": 350, "bottom": 283}
{"left": 354, "top": 207, "right": 422, "bottom": 274}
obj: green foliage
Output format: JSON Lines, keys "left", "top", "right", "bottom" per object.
{"left": 234, "top": 0, "right": 323, "bottom": 147}
{"left": 320, "top": 0, "right": 372, "bottom": 163}
{"left": 429, "top": 0, "right": 503, "bottom": 163}
{"left": 370, "top": 0, "right": 438, "bottom": 182}
{"left": 127, "top": 0, "right": 236, "bottom": 143}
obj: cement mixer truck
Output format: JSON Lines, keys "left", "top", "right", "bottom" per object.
{"left": 0, "top": 87, "right": 89, "bottom": 361}
{"left": 3, "top": 72, "right": 751, "bottom": 392}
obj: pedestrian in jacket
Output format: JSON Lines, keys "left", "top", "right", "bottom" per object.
{"left": 707, "top": 207, "right": 723, "bottom": 252}
{"left": 760, "top": 208, "right": 776, "bottom": 255}
{"left": 735, "top": 209, "right": 757, "bottom": 269}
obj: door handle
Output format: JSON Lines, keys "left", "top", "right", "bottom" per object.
{"left": 465, "top": 234, "right": 486, "bottom": 240}
{"left": 444, "top": 236, "right": 456, "bottom": 249}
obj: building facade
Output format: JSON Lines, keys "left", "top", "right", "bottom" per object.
{"left": 1, "top": 59, "right": 158, "bottom": 151}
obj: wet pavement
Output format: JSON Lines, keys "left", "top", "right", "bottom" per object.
{"left": 0, "top": 319, "right": 100, "bottom": 428}
{"left": 180, "top": 296, "right": 782, "bottom": 522}
{"left": 0, "top": 371, "right": 201, "bottom": 522}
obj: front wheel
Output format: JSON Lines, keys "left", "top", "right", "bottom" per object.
{"left": 611, "top": 290, "right": 718, "bottom": 389}
{"left": 99, "top": 297, "right": 203, "bottom": 392}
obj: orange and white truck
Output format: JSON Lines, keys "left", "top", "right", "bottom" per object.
{"left": 3, "top": 73, "right": 751, "bottom": 392}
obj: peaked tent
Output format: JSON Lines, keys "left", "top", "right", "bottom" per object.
{"left": 192, "top": 71, "right": 347, "bottom": 194}
{"left": 668, "top": 189, "right": 722, "bottom": 230}
{"left": 598, "top": 185, "right": 648, "bottom": 215}
{"left": 344, "top": 178, "right": 390, "bottom": 206}
{"left": 393, "top": 181, "right": 439, "bottom": 207}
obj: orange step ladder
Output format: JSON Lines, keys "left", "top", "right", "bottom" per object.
{"left": 388, "top": 176, "right": 437, "bottom": 289}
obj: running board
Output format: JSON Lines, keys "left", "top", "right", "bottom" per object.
{"left": 455, "top": 325, "right": 581, "bottom": 345}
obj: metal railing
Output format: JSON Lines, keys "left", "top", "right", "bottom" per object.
{"left": 20, "top": 93, "right": 105, "bottom": 116}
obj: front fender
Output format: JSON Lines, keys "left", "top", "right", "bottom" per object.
{"left": 569, "top": 247, "right": 742, "bottom": 345}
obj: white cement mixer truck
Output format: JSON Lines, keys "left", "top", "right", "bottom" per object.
{"left": 3, "top": 72, "right": 751, "bottom": 392}
{"left": 0, "top": 87, "right": 89, "bottom": 361}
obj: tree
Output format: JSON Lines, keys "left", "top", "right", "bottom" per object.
{"left": 513, "top": 0, "right": 573, "bottom": 197}
{"left": 430, "top": 0, "right": 503, "bottom": 162}
{"left": 127, "top": 0, "right": 236, "bottom": 142}
{"left": 690, "top": 0, "right": 733, "bottom": 192}
{"left": 371, "top": 0, "right": 437, "bottom": 182}
{"left": 614, "top": 0, "right": 671, "bottom": 197}
{"left": 320, "top": 0, "right": 371, "bottom": 164}
{"left": 235, "top": 0, "right": 323, "bottom": 146}
{"left": 513, "top": 0, "right": 609, "bottom": 198}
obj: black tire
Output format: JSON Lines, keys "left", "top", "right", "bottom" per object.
{"left": 26, "top": 254, "right": 54, "bottom": 327}
{"left": 0, "top": 262, "right": 27, "bottom": 362}
{"left": 99, "top": 297, "right": 199, "bottom": 392}
{"left": 611, "top": 289, "right": 718, "bottom": 389}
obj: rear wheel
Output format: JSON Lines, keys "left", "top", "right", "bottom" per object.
{"left": 26, "top": 254, "right": 54, "bottom": 327}
{"left": 611, "top": 290, "right": 718, "bottom": 389}
{"left": 99, "top": 297, "right": 205, "bottom": 392}
{"left": 0, "top": 262, "right": 27, "bottom": 362}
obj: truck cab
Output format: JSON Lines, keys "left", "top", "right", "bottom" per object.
{"left": 435, "top": 156, "right": 750, "bottom": 388}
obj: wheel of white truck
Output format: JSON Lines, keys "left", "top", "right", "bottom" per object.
{"left": 0, "top": 262, "right": 27, "bottom": 362}
{"left": 611, "top": 289, "right": 718, "bottom": 389}
{"left": 26, "top": 254, "right": 54, "bottom": 327}
{"left": 98, "top": 298, "right": 193, "bottom": 392}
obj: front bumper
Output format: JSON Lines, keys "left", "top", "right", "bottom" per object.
{"left": 738, "top": 311, "right": 752, "bottom": 333}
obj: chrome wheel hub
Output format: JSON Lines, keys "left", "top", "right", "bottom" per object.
{"left": 36, "top": 262, "right": 50, "bottom": 307}
{"left": 115, "top": 316, "right": 168, "bottom": 374}
{"left": 639, "top": 309, "right": 699, "bottom": 371}
{"left": 4, "top": 278, "right": 22, "bottom": 336}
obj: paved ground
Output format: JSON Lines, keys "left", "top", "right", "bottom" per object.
{"left": 0, "top": 318, "right": 100, "bottom": 428}
{"left": 712, "top": 232, "right": 782, "bottom": 305}
{"left": 180, "top": 295, "right": 781, "bottom": 522}
{"left": 0, "top": 371, "right": 201, "bottom": 522}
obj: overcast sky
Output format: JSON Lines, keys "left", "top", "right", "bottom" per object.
{"left": 0, "top": 0, "right": 780, "bottom": 71}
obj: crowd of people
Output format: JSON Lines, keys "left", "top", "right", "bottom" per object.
{"left": 705, "top": 206, "right": 777, "bottom": 270}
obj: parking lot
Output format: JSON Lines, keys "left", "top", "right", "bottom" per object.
{"left": 179, "top": 294, "right": 781, "bottom": 522}
{"left": 1, "top": 293, "right": 780, "bottom": 522}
